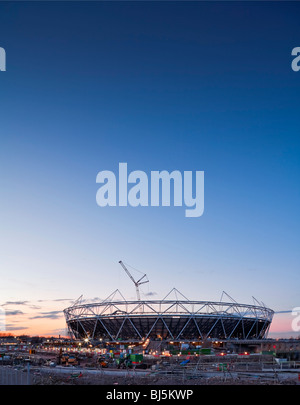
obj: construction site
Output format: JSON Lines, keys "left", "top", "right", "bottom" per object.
{"left": 0, "top": 336, "right": 300, "bottom": 385}
{"left": 1, "top": 261, "right": 299, "bottom": 385}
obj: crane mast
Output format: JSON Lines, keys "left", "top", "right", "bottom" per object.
{"left": 118, "top": 260, "right": 149, "bottom": 301}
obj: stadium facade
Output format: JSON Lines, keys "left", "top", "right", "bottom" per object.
{"left": 64, "top": 289, "right": 274, "bottom": 343}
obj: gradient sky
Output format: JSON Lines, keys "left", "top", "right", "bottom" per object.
{"left": 0, "top": 1, "right": 299, "bottom": 338}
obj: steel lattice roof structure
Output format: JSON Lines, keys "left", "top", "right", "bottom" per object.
{"left": 64, "top": 289, "right": 274, "bottom": 342}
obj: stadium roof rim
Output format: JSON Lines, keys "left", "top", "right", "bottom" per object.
{"left": 64, "top": 288, "right": 274, "bottom": 321}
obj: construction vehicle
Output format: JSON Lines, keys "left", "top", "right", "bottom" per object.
{"left": 60, "top": 354, "right": 78, "bottom": 366}
{"left": 116, "top": 353, "right": 147, "bottom": 369}
{"left": 68, "top": 355, "right": 78, "bottom": 365}
{"left": 98, "top": 357, "right": 109, "bottom": 368}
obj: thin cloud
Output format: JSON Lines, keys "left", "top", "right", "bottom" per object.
{"left": 144, "top": 292, "right": 157, "bottom": 297}
{"left": 5, "top": 310, "right": 24, "bottom": 316}
{"left": 5, "top": 325, "right": 28, "bottom": 331}
{"left": 29, "top": 311, "right": 63, "bottom": 320}
{"left": 29, "top": 305, "right": 42, "bottom": 310}
{"left": 37, "top": 298, "right": 73, "bottom": 303}
{"left": 2, "top": 301, "right": 29, "bottom": 307}
{"left": 82, "top": 297, "right": 102, "bottom": 304}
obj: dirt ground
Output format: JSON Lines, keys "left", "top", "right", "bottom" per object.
{"left": 32, "top": 371, "right": 299, "bottom": 385}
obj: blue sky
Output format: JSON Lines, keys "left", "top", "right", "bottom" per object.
{"left": 0, "top": 1, "right": 299, "bottom": 337}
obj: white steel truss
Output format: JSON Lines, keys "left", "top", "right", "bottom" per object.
{"left": 64, "top": 290, "right": 274, "bottom": 342}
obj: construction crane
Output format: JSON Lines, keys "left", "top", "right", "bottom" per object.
{"left": 118, "top": 260, "right": 149, "bottom": 301}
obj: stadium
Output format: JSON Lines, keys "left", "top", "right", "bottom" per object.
{"left": 64, "top": 262, "right": 274, "bottom": 343}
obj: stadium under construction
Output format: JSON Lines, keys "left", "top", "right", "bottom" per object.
{"left": 64, "top": 261, "right": 274, "bottom": 347}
